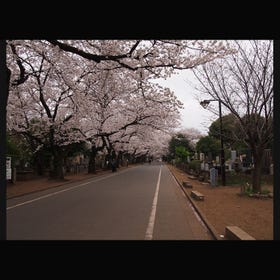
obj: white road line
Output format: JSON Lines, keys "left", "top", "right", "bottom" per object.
{"left": 7, "top": 170, "right": 130, "bottom": 210}
{"left": 145, "top": 166, "right": 162, "bottom": 240}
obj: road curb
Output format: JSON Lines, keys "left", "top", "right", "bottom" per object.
{"left": 167, "top": 165, "right": 223, "bottom": 241}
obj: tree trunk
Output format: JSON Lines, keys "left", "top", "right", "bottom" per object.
{"left": 111, "top": 150, "right": 117, "bottom": 170}
{"left": 251, "top": 152, "right": 263, "bottom": 193}
{"left": 34, "top": 152, "right": 45, "bottom": 176}
{"left": 88, "top": 145, "right": 97, "bottom": 174}
{"left": 49, "top": 148, "right": 64, "bottom": 180}
{"left": 116, "top": 151, "right": 122, "bottom": 168}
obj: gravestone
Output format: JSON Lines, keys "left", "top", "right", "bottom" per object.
{"left": 200, "top": 162, "right": 205, "bottom": 171}
{"left": 230, "top": 150, "right": 236, "bottom": 171}
{"left": 200, "top": 153, "right": 205, "bottom": 161}
{"left": 231, "top": 150, "right": 237, "bottom": 162}
{"left": 210, "top": 167, "right": 218, "bottom": 186}
{"left": 216, "top": 156, "right": 220, "bottom": 164}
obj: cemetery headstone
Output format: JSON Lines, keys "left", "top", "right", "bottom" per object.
{"left": 216, "top": 156, "right": 220, "bottom": 164}
{"left": 210, "top": 167, "right": 218, "bottom": 186}
{"left": 200, "top": 153, "right": 205, "bottom": 161}
{"left": 231, "top": 150, "right": 237, "bottom": 161}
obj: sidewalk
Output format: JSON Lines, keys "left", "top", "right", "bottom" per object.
{"left": 166, "top": 164, "right": 222, "bottom": 240}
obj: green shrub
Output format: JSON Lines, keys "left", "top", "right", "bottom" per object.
{"left": 188, "top": 160, "right": 201, "bottom": 172}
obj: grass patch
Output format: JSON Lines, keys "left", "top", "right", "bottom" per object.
{"left": 218, "top": 172, "right": 273, "bottom": 187}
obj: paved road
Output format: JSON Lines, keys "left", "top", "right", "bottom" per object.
{"left": 7, "top": 163, "right": 213, "bottom": 240}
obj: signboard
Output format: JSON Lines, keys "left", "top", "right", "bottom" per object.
{"left": 6, "top": 157, "right": 12, "bottom": 180}
{"left": 6, "top": 157, "right": 11, "bottom": 169}
{"left": 6, "top": 169, "right": 12, "bottom": 180}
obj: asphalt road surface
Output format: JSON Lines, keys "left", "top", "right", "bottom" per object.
{"left": 7, "top": 162, "right": 213, "bottom": 240}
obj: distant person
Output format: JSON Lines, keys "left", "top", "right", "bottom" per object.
{"left": 111, "top": 159, "right": 117, "bottom": 172}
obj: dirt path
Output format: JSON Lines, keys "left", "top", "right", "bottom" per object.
{"left": 167, "top": 164, "right": 273, "bottom": 240}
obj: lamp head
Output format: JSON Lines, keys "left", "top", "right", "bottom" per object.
{"left": 200, "top": 100, "right": 210, "bottom": 109}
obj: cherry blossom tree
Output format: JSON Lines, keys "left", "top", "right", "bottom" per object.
{"left": 179, "top": 127, "right": 204, "bottom": 148}
{"left": 6, "top": 41, "right": 86, "bottom": 179}
{"left": 76, "top": 67, "right": 183, "bottom": 172}
{"left": 6, "top": 40, "right": 236, "bottom": 178}
{"left": 119, "top": 127, "right": 172, "bottom": 162}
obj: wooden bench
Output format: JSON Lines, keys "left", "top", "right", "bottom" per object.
{"left": 191, "top": 190, "right": 204, "bottom": 201}
{"left": 198, "top": 175, "right": 204, "bottom": 181}
{"left": 182, "top": 181, "right": 193, "bottom": 188}
{"left": 225, "top": 226, "right": 255, "bottom": 240}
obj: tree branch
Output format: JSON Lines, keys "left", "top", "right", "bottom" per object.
{"left": 48, "top": 40, "right": 133, "bottom": 63}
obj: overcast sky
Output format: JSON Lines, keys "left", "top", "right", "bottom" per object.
{"left": 152, "top": 69, "right": 219, "bottom": 135}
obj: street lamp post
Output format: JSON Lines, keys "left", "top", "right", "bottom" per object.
{"left": 200, "top": 99, "right": 226, "bottom": 186}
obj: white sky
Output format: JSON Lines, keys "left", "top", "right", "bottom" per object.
{"left": 152, "top": 69, "right": 218, "bottom": 135}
